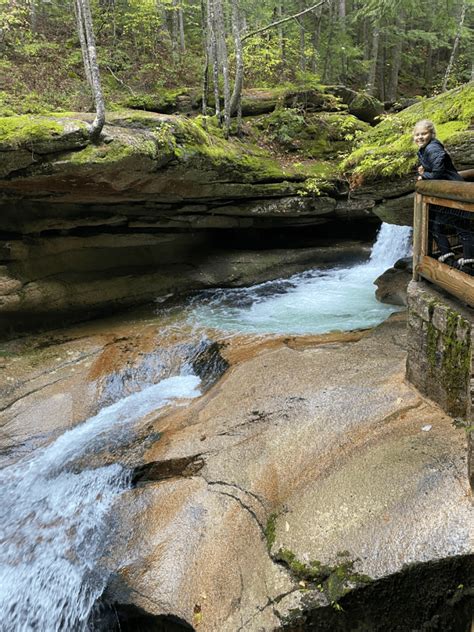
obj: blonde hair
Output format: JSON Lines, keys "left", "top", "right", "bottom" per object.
{"left": 413, "top": 119, "right": 436, "bottom": 137}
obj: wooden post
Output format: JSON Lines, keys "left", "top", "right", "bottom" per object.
{"left": 420, "top": 198, "right": 429, "bottom": 258}
{"left": 413, "top": 192, "right": 422, "bottom": 280}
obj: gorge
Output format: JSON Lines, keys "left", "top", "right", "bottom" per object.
{"left": 1, "top": 81, "right": 473, "bottom": 631}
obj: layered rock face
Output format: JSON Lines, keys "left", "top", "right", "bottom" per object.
{"left": 1, "top": 84, "right": 472, "bottom": 332}
{"left": 0, "top": 110, "right": 377, "bottom": 333}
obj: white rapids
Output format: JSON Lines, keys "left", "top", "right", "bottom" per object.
{"left": 0, "top": 222, "right": 411, "bottom": 630}
{"left": 0, "top": 374, "right": 201, "bottom": 632}
{"left": 189, "top": 224, "right": 412, "bottom": 335}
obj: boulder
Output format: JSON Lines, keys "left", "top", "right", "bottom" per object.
{"left": 374, "top": 256, "right": 412, "bottom": 306}
{"left": 326, "top": 85, "right": 384, "bottom": 123}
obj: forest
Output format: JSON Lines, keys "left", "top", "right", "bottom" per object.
{"left": 1, "top": 2, "right": 474, "bottom": 631}
{"left": 1, "top": 0, "right": 473, "bottom": 122}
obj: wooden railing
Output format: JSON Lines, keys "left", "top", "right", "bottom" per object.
{"left": 413, "top": 177, "right": 474, "bottom": 307}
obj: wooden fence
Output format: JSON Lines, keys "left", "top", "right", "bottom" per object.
{"left": 413, "top": 179, "right": 474, "bottom": 307}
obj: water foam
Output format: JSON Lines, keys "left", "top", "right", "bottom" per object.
{"left": 189, "top": 224, "right": 412, "bottom": 335}
{"left": 0, "top": 375, "right": 201, "bottom": 632}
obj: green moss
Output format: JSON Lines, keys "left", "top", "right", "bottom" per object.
{"left": 264, "top": 513, "right": 278, "bottom": 552}
{"left": 274, "top": 548, "right": 372, "bottom": 606}
{"left": 426, "top": 304, "right": 471, "bottom": 415}
{"left": 121, "top": 88, "right": 194, "bottom": 113}
{"left": 341, "top": 84, "right": 474, "bottom": 182}
{"left": 0, "top": 109, "right": 295, "bottom": 183}
{"left": 0, "top": 115, "right": 66, "bottom": 147}
{"left": 442, "top": 310, "right": 471, "bottom": 412}
{"left": 427, "top": 321, "right": 438, "bottom": 369}
{"left": 67, "top": 136, "right": 157, "bottom": 165}
{"left": 184, "top": 137, "right": 294, "bottom": 182}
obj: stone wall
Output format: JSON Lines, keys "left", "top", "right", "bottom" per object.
{"left": 406, "top": 280, "right": 474, "bottom": 488}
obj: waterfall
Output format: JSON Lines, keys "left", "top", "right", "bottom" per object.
{"left": 0, "top": 375, "right": 201, "bottom": 632}
{"left": 0, "top": 222, "right": 412, "bottom": 629}
{"left": 369, "top": 223, "right": 412, "bottom": 269}
{"left": 189, "top": 223, "right": 413, "bottom": 335}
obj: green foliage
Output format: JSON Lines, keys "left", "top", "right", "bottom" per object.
{"left": 1, "top": 0, "right": 472, "bottom": 126}
{"left": 258, "top": 107, "right": 306, "bottom": 148}
{"left": 341, "top": 84, "right": 474, "bottom": 182}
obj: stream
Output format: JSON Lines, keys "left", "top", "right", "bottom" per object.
{"left": 0, "top": 224, "right": 412, "bottom": 631}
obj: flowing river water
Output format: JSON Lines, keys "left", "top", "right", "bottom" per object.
{"left": 0, "top": 224, "right": 412, "bottom": 631}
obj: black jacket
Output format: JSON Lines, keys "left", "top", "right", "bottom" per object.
{"left": 417, "top": 138, "right": 463, "bottom": 181}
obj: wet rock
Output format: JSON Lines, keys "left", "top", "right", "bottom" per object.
{"left": 0, "top": 237, "right": 373, "bottom": 335}
{"left": 280, "top": 555, "right": 474, "bottom": 632}
{"left": 374, "top": 262, "right": 411, "bottom": 306}
{"left": 106, "top": 315, "right": 472, "bottom": 631}
{"left": 131, "top": 454, "right": 205, "bottom": 486}
{"left": 190, "top": 341, "right": 229, "bottom": 390}
{"left": 91, "top": 603, "right": 195, "bottom": 632}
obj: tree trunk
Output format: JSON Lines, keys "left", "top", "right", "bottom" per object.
{"left": 178, "top": 2, "right": 186, "bottom": 53}
{"left": 299, "top": 1, "right": 306, "bottom": 72}
{"left": 387, "top": 17, "right": 403, "bottom": 102}
{"left": 201, "top": 0, "right": 209, "bottom": 115}
{"left": 339, "top": 0, "right": 345, "bottom": 19}
{"left": 367, "top": 21, "right": 380, "bottom": 95}
{"left": 207, "top": 0, "right": 221, "bottom": 121}
{"left": 277, "top": 1, "right": 285, "bottom": 64}
{"left": 322, "top": 2, "right": 335, "bottom": 82}
{"left": 171, "top": 0, "right": 179, "bottom": 55}
{"left": 29, "top": 0, "right": 37, "bottom": 33}
{"left": 230, "top": 0, "right": 243, "bottom": 117}
{"left": 377, "top": 37, "right": 385, "bottom": 101}
{"left": 214, "top": 0, "right": 231, "bottom": 134}
{"left": 75, "top": 0, "right": 92, "bottom": 87}
{"left": 424, "top": 42, "right": 432, "bottom": 88}
{"left": 442, "top": 0, "right": 466, "bottom": 91}
{"left": 75, "top": 0, "right": 105, "bottom": 141}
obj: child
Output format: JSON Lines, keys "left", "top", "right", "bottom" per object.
{"left": 414, "top": 119, "right": 464, "bottom": 182}
{"left": 413, "top": 120, "right": 471, "bottom": 269}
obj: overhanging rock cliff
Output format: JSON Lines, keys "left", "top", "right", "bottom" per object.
{"left": 0, "top": 110, "right": 375, "bottom": 332}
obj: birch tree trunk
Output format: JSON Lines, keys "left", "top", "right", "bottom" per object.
{"left": 75, "top": 0, "right": 105, "bottom": 141}
{"left": 207, "top": 0, "right": 221, "bottom": 121}
{"left": 339, "top": 0, "right": 345, "bottom": 19}
{"left": 214, "top": 0, "right": 231, "bottom": 134}
{"left": 201, "top": 0, "right": 209, "bottom": 115}
{"left": 387, "top": 17, "right": 403, "bottom": 101}
{"left": 442, "top": 0, "right": 466, "bottom": 92}
{"left": 171, "top": 0, "right": 179, "bottom": 55}
{"left": 230, "top": 0, "right": 243, "bottom": 118}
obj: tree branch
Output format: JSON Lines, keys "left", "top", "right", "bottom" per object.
{"left": 106, "top": 65, "right": 136, "bottom": 96}
{"left": 241, "top": 0, "right": 330, "bottom": 42}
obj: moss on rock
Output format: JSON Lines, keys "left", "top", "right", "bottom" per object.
{"left": 0, "top": 110, "right": 298, "bottom": 190}
{"left": 0, "top": 115, "right": 70, "bottom": 148}
{"left": 274, "top": 548, "right": 372, "bottom": 605}
{"left": 341, "top": 84, "right": 474, "bottom": 183}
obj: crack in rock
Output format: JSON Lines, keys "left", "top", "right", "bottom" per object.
{"left": 131, "top": 454, "right": 205, "bottom": 486}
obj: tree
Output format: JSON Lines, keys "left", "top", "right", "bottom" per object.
{"left": 442, "top": 0, "right": 467, "bottom": 91}
{"left": 74, "top": 0, "right": 105, "bottom": 141}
